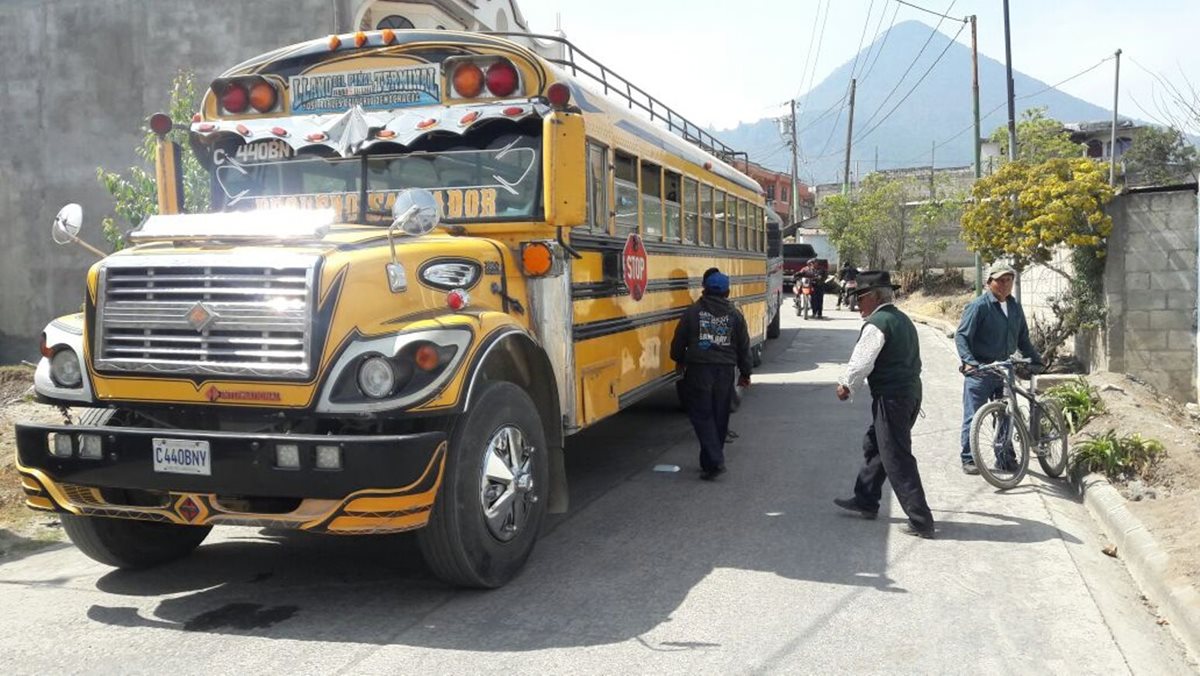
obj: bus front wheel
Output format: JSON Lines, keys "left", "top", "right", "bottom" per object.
{"left": 417, "top": 381, "right": 549, "bottom": 588}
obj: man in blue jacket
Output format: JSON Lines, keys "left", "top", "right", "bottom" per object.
{"left": 955, "top": 261, "right": 1043, "bottom": 474}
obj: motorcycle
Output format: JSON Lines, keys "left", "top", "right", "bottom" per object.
{"left": 794, "top": 275, "right": 813, "bottom": 319}
{"left": 843, "top": 279, "right": 859, "bottom": 312}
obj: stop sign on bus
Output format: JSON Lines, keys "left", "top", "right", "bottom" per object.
{"left": 622, "top": 233, "right": 648, "bottom": 301}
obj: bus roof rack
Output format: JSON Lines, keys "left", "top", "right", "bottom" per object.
{"left": 485, "top": 32, "right": 750, "bottom": 172}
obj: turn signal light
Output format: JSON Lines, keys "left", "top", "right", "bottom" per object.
{"left": 414, "top": 344, "right": 441, "bottom": 371}
{"left": 447, "top": 289, "right": 470, "bottom": 311}
{"left": 249, "top": 80, "right": 278, "bottom": 113}
{"left": 39, "top": 333, "right": 52, "bottom": 358}
{"left": 546, "top": 82, "right": 571, "bottom": 109}
{"left": 521, "top": 242, "right": 554, "bottom": 277}
{"left": 452, "top": 62, "right": 485, "bottom": 98}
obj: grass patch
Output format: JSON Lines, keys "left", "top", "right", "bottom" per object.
{"left": 1045, "top": 377, "right": 1104, "bottom": 433}
{"left": 1071, "top": 429, "right": 1164, "bottom": 480}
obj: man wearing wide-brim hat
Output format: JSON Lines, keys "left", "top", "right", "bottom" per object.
{"left": 954, "top": 261, "right": 1043, "bottom": 475}
{"left": 832, "top": 271, "right": 935, "bottom": 539}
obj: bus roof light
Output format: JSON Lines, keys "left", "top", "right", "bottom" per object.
{"left": 502, "top": 106, "right": 524, "bottom": 117}
{"left": 381, "top": 29, "right": 397, "bottom": 45}
{"left": 271, "top": 127, "right": 288, "bottom": 137}
{"left": 197, "top": 122, "right": 216, "bottom": 132}
{"left": 376, "top": 129, "right": 398, "bottom": 139}
{"left": 306, "top": 132, "right": 328, "bottom": 142}
{"left": 354, "top": 31, "right": 368, "bottom": 48}
{"left": 249, "top": 80, "right": 278, "bottom": 113}
{"left": 148, "top": 113, "right": 173, "bottom": 136}
{"left": 417, "top": 118, "right": 438, "bottom": 130}
{"left": 328, "top": 35, "right": 341, "bottom": 50}
{"left": 236, "top": 124, "right": 252, "bottom": 137}
{"left": 459, "top": 111, "right": 481, "bottom": 126}
{"left": 546, "top": 83, "right": 571, "bottom": 109}
{"left": 220, "top": 83, "right": 249, "bottom": 114}
{"left": 485, "top": 61, "right": 519, "bottom": 97}
{"left": 452, "top": 63, "right": 484, "bottom": 98}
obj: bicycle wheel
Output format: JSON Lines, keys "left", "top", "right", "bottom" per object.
{"left": 1033, "top": 400, "right": 1069, "bottom": 478}
{"left": 970, "top": 400, "right": 1031, "bottom": 489}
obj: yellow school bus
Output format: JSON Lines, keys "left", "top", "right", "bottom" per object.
{"left": 16, "top": 29, "right": 773, "bottom": 587}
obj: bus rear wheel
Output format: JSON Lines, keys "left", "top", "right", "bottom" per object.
{"left": 767, "top": 309, "right": 781, "bottom": 339}
{"left": 417, "top": 381, "right": 548, "bottom": 588}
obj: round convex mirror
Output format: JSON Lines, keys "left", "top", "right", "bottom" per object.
{"left": 52, "top": 203, "right": 83, "bottom": 245}
{"left": 390, "top": 189, "right": 441, "bottom": 237}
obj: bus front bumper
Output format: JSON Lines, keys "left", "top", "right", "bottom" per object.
{"left": 15, "top": 423, "right": 447, "bottom": 534}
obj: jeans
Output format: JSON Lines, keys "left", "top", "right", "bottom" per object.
{"left": 960, "top": 371, "right": 1005, "bottom": 464}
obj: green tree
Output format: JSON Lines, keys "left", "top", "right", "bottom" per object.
{"left": 1121, "top": 125, "right": 1199, "bottom": 185}
{"left": 96, "top": 71, "right": 211, "bottom": 251}
{"left": 820, "top": 174, "right": 906, "bottom": 269}
{"left": 989, "top": 107, "right": 1083, "bottom": 164}
{"left": 908, "top": 196, "right": 960, "bottom": 276}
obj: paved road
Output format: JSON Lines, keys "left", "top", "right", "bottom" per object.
{"left": 0, "top": 308, "right": 1195, "bottom": 674}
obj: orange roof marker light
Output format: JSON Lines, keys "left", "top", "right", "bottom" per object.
{"left": 271, "top": 127, "right": 288, "bottom": 137}
{"left": 416, "top": 118, "right": 438, "bottom": 130}
{"left": 376, "top": 129, "right": 397, "bottom": 139}
{"left": 503, "top": 106, "right": 524, "bottom": 117}
{"left": 236, "top": 124, "right": 252, "bottom": 137}
{"left": 197, "top": 123, "right": 216, "bottom": 132}
{"left": 306, "top": 132, "right": 328, "bottom": 142}
{"left": 354, "top": 31, "right": 368, "bottom": 48}
{"left": 192, "top": 113, "right": 202, "bottom": 123}
{"left": 459, "top": 111, "right": 481, "bottom": 126}
{"left": 328, "top": 35, "right": 342, "bottom": 50}
{"left": 381, "top": 29, "right": 397, "bottom": 45}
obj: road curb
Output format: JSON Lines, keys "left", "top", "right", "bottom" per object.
{"left": 1072, "top": 470, "right": 1200, "bottom": 659}
{"left": 905, "top": 311, "right": 956, "bottom": 339}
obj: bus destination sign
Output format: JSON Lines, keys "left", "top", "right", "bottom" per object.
{"left": 290, "top": 65, "right": 440, "bottom": 114}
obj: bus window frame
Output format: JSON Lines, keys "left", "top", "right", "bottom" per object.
{"left": 613, "top": 149, "right": 639, "bottom": 237}
{"left": 586, "top": 139, "right": 610, "bottom": 235}
{"left": 713, "top": 189, "right": 726, "bottom": 249}
{"left": 664, "top": 168, "right": 681, "bottom": 243}
{"left": 700, "top": 183, "right": 714, "bottom": 246}
{"left": 640, "top": 159, "right": 663, "bottom": 241}
{"left": 682, "top": 177, "right": 698, "bottom": 245}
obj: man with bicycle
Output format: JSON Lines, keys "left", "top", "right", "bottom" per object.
{"left": 955, "top": 261, "right": 1043, "bottom": 475}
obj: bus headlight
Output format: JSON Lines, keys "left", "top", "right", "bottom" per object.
{"left": 357, "top": 356, "right": 397, "bottom": 399}
{"left": 50, "top": 348, "right": 83, "bottom": 388}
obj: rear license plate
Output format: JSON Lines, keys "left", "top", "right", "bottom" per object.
{"left": 152, "top": 438, "right": 212, "bottom": 476}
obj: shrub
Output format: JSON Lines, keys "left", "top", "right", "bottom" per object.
{"left": 1071, "top": 429, "right": 1163, "bottom": 480}
{"left": 1045, "top": 378, "right": 1104, "bottom": 433}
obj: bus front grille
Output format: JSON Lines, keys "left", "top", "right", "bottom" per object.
{"left": 95, "top": 255, "right": 318, "bottom": 379}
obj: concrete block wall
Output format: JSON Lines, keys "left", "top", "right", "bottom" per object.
{"left": 1098, "top": 189, "right": 1199, "bottom": 402}
{"left": 0, "top": 0, "right": 358, "bottom": 363}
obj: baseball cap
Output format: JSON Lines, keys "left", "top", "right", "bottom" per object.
{"left": 703, "top": 272, "right": 730, "bottom": 293}
{"left": 987, "top": 261, "right": 1017, "bottom": 281}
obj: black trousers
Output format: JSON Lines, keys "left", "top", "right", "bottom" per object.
{"left": 811, "top": 289, "right": 825, "bottom": 317}
{"left": 853, "top": 393, "right": 935, "bottom": 532}
{"left": 683, "top": 363, "right": 735, "bottom": 472}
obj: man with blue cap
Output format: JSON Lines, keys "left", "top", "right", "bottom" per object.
{"left": 671, "top": 270, "right": 752, "bottom": 481}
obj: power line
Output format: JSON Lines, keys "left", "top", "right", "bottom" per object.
{"left": 848, "top": 0, "right": 878, "bottom": 80}
{"left": 854, "top": 20, "right": 967, "bottom": 145}
{"left": 854, "top": 1, "right": 959, "bottom": 136}
{"left": 796, "top": 0, "right": 833, "bottom": 120}
{"left": 892, "top": 0, "right": 962, "bottom": 22}
{"left": 858, "top": 1, "right": 900, "bottom": 85}
{"left": 793, "top": 0, "right": 826, "bottom": 100}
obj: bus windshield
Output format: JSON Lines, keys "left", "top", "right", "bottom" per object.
{"left": 210, "top": 133, "right": 541, "bottom": 224}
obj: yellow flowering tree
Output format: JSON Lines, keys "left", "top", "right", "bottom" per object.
{"left": 961, "top": 157, "right": 1114, "bottom": 271}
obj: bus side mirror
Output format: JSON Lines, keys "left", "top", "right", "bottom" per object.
{"left": 52, "top": 203, "right": 83, "bottom": 245}
{"left": 542, "top": 111, "right": 586, "bottom": 227}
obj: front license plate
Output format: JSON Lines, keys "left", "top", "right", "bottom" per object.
{"left": 152, "top": 438, "right": 212, "bottom": 476}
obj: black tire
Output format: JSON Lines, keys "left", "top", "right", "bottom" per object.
{"left": 60, "top": 407, "right": 213, "bottom": 569}
{"left": 970, "top": 400, "right": 1030, "bottom": 490}
{"left": 417, "top": 381, "right": 548, "bottom": 588}
{"left": 1034, "top": 401, "right": 1069, "bottom": 478}
{"left": 767, "top": 307, "right": 781, "bottom": 339}
{"left": 61, "top": 513, "right": 211, "bottom": 569}
{"left": 751, "top": 344, "right": 763, "bottom": 368}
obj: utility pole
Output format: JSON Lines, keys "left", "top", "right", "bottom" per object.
{"left": 970, "top": 14, "right": 983, "bottom": 296}
{"left": 929, "top": 140, "right": 936, "bottom": 198}
{"left": 874, "top": 146, "right": 879, "bottom": 172}
{"left": 1002, "top": 0, "right": 1021, "bottom": 301}
{"left": 789, "top": 98, "right": 799, "bottom": 225}
{"left": 1110, "top": 48, "right": 1122, "bottom": 185}
{"left": 842, "top": 78, "right": 857, "bottom": 195}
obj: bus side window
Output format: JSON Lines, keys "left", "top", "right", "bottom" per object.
{"left": 700, "top": 184, "right": 713, "bottom": 246}
{"left": 664, "top": 170, "right": 681, "bottom": 242}
{"left": 738, "top": 199, "right": 748, "bottom": 251}
{"left": 613, "top": 150, "right": 638, "bottom": 237}
{"left": 714, "top": 190, "right": 727, "bottom": 249}
{"left": 641, "top": 160, "right": 663, "bottom": 240}
{"left": 682, "top": 177, "right": 698, "bottom": 245}
{"left": 586, "top": 141, "right": 609, "bottom": 234}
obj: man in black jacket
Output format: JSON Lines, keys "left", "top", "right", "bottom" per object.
{"left": 671, "top": 272, "right": 752, "bottom": 481}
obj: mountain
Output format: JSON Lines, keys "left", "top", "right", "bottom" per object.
{"left": 715, "top": 20, "right": 1115, "bottom": 184}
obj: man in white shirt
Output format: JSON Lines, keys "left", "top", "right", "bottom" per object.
{"left": 832, "top": 271, "right": 935, "bottom": 539}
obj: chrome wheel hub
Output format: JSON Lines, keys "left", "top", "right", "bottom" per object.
{"left": 479, "top": 424, "right": 537, "bottom": 542}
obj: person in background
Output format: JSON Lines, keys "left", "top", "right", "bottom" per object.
{"left": 832, "top": 271, "right": 935, "bottom": 539}
{"left": 954, "top": 261, "right": 1044, "bottom": 475}
{"left": 810, "top": 260, "right": 828, "bottom": 319}
{"left": 671, "top": 272, "right": 752, "bottom": 481}
{"left": 837, "top": 261, "right": 859, "bottom": 309}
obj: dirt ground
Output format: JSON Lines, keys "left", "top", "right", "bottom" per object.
{"left": 1077, "top": 370, "right": 1200, "bottom": 589}
{"left": 0, "top": 366, "right": 68, "bottom": 557}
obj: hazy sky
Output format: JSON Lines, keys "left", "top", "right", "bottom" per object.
{"left": 514, "top": 0, "right": 1200, "bottom": 134}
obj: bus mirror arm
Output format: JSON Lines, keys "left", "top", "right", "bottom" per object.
{"left": 556, "top": 226, "right": 583, "bottom": 260}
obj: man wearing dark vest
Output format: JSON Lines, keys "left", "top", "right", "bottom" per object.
{"left": 832, "top": 271, "right": 935, "bottom": 538}
{"left": 671, "top": 271, "right": 752, "bottom": 481}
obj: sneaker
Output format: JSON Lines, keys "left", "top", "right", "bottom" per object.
{"left": 961, "top": 461, "right": 980, "bottom": 475}
{"left": 833, "top": 497, "right": 878, "bottom": 520}
{"left": 902, "top": 524, "right": 935, "bottom": 539}
{"left": 700, "top": 466, "right": 727, "bottom": 481}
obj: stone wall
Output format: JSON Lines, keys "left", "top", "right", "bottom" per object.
{"left": 0, "top": 0, "right": 358, "bottom": 363}
{"left": 1091, "top": 188, "right": 1199, "bottom": 402}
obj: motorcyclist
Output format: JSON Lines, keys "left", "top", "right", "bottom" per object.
{"left": 837, "top": 261, "right": 859, "bottom": 310}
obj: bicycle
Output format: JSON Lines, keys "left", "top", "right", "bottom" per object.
{"left": 967, "top": 359, "right": 1070, "bottom": 489}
